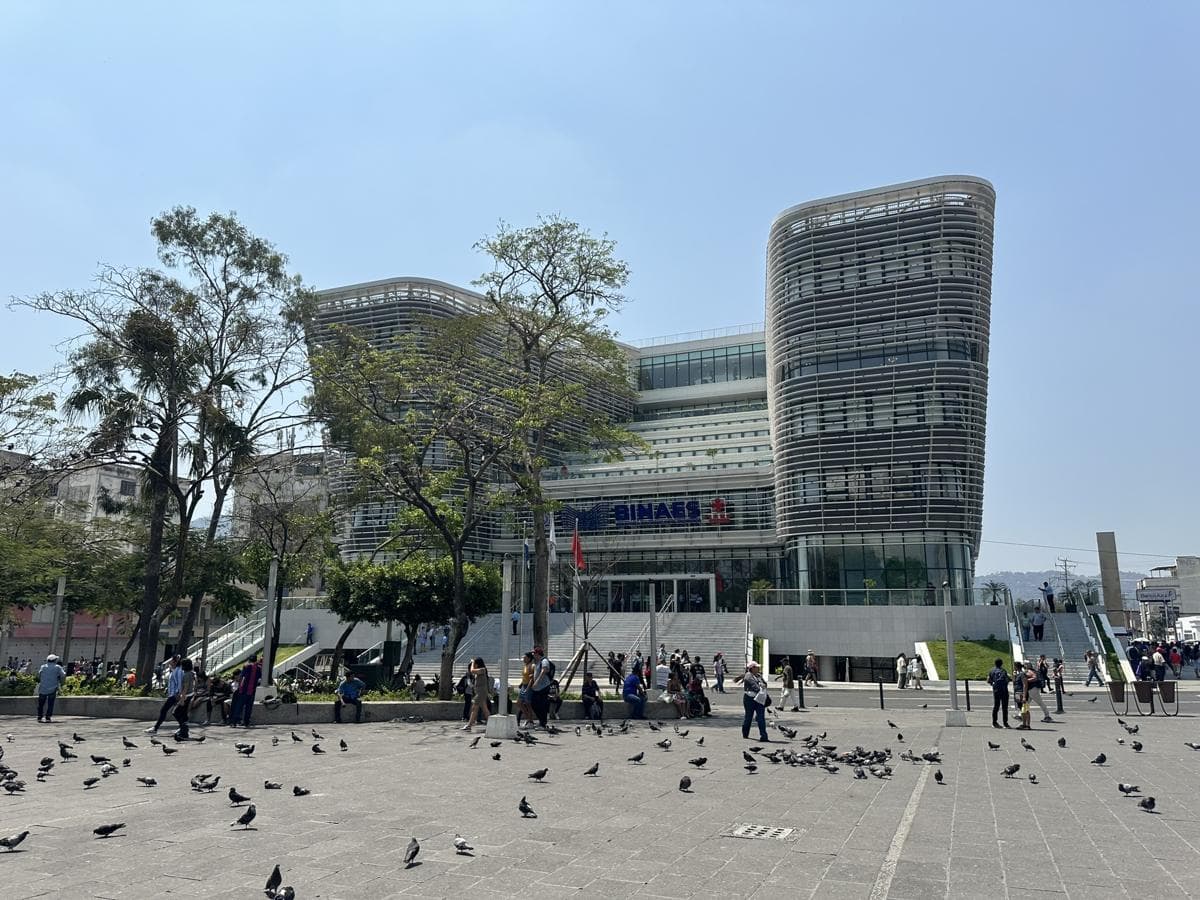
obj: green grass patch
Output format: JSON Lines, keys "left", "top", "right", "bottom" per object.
{"left": 1092, "top": 614, "right": 1127, "bottom": 683}
{"left": 926, "top": 639, "right": 1012, "bottom": 680}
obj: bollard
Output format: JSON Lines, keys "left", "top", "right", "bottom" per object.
{"left": 1054, "top": 678, "right": 1064, "bottom": 714}
{"left": 797, "top": 680, "right": 806, "bottom": 710}
{"left": 964, "top": 679, "right": 971, "bottom": 712}
{"left": 878, "top": 678, "right": 885, "bottom": 710}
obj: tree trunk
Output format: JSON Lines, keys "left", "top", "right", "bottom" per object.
{"left": 328, "top": 622, "right": 356, "bottom": 680}
{"left": 438, "top": 548, "right": 470, "bottom": 700}
{"left": 398, "top": 622, "right": 417, "bottom": 681}
{"left": 62, "top": 611, "right": 76, "bottom": 666}
{"left": 268, "top": 571, "right": 286, "bottom": 678}
{"left": 136, "top": 439, "right": 173, "bottom": 686}
{"left": 176, "top": 486, "right": 229, "bottom": 653}
{"left": 117, "top": 613, "right": 142, "bottom": 675}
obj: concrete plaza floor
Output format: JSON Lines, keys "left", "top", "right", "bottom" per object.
{"left": 2, "top": 690, "right": 1200, "bottom": 899}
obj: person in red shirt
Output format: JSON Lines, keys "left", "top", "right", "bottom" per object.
{"left": 229, "top": 655, "right": 261, "bottom": 728}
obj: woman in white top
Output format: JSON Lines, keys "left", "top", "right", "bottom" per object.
{"left": 896, "top": 653, "right": 908, "bottom": 689}
{"left": 907, "top": 656, "right": 923, "bottom": 690}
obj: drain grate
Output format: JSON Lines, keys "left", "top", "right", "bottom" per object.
{"left": 724, "top": 823, "right": 795, "bottom": 841}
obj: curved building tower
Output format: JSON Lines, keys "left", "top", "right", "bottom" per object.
{"left": 766, "top": 177, "right": 995, "bottom": 600}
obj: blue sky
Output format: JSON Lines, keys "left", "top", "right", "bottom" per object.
{"left": 1, "top": 2, "right": 1196, "bottom": 576}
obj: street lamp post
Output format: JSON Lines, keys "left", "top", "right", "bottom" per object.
{"left": 486, "top": 555, "right": 518, "bottom": 739}
{"left": 944, "top": 581, "right": 967, "bottom": 726}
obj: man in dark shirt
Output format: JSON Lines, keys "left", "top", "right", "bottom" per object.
{"left": 622, "top": 670, "right": 645, "bottom": 719}
{"left": 987, "top": 658, "right": 1010, "bottom": 729}
{"left": 581, "top": 671, "right": 603, "bottom": 721}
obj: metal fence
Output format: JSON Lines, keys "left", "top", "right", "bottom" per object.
{"left": 747, "top": 587, "right": 992, "bottom": 607}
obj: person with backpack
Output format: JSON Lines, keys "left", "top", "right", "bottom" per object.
{"left": 987, "top": 657, "right": 1011, "bottom": 728}
{"left": 527, "top": 646, "right": 553, "bottom": 729}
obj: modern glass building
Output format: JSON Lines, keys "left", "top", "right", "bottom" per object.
{"left": 309, "top": 176, "right": 995, "bottom": 612}
{"left": 766, "top": 176, "right": 996, "bottom": 600}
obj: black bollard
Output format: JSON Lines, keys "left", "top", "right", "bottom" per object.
{"left": 878, "top": 678, "right": 885, "bottom": 710}
{"left": 797, "top": 680, "right": 806, "bottom": 710}
{"left": 964, "top": 679, "right": 971, "bottom": 712}
{"left": 1054, "top": 678, "right": 1064, "bottom": 714}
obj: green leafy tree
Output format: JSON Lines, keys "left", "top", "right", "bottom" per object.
{"left": 17, "top": 208, "right": 313, "bottom": 684}
{"left": 983, "top": 580, "right": 1008, "bottom": 606}
{"left": 472, "top": 216, "right": 638, "bottom": 650}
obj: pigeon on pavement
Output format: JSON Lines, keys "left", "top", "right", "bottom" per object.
{"left": 628, "top": 752, "right": 644, "bottom": 764}
{"left": 137, "top": 777, "right": 157, "bottom": 787}
{"left": 1002, "top": 764, "right": 1021, "bottom": 778}
{"left": 265, "top": 864, "right": 282, "bottom": 897}
{"left": 229, "top": 787, "right": 251, "bottom": 806}
{"left": 0, "top": 830, "right": 29, "bottom": 851}
{"left": 231, "top": 804, "right": 257, "bottom": 829}
{"left": 1118, "top": 783, "right": 1140, "bottom": 795}
{"left": 1091, "top": 753, "right": 1107, "bottom": 765}
{"left": 583, "top": 762, "right": 599, "bottom": 776}
{"left": 404, "top": 836, "right": 420, "bottom": 867}
{"left": 1139, "top": 797, "right": 1156, "bottom": 813}
{"left": 679, "top": 776, "right": 692, "bottom": 792}
{"left": 292, "top": 786, "right": 310, "bottom": 796}
{"left": 93, "top": 823, "right": 125, "bottom": 838}
{"left": 528, "top": 768, "right": 548, "bottom": 782}
{"left": 265, "top": 780, "right": 282, "bottom": 790}
{"left": 453, "top": 834, "right": 474, "bottom": 855}
{"left": 519, "top": 796, "right": 537, "bottom": 818}
{"left": 688, "top": 757, "right": 707, "bottom": 768}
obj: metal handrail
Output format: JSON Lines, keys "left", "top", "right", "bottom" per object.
{"left": 1005, "top": 589, "right": 1025, "bottom": 663}
{"left": 748, "top": 587, "right": 988, "bottom": 607}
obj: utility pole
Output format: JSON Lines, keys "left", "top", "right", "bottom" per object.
{"left": 1057, "top": 557, "right": 1077, "bottom": 604}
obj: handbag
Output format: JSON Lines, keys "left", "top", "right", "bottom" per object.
{"left": 753, "top": 689, "right": 771, "bottom": 707}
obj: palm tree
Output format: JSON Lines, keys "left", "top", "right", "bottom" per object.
{"left": 983, "top": 580, "right": 1008, "bottom": 606}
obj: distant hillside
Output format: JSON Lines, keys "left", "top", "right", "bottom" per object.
{"left": 975, "top": 570, "right": 1145, "bottom": 602}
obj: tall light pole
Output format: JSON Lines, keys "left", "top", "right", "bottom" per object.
{"left": 486, "top": 555, "right": 517, "bottom": 739}
{"left": 944, "top": 580, "right": 967, "bottom": 726}
{"left": 47, "top": 575, "right": 66, "bottom": 658}
{"left": 262, "top": 556, "right": 279, "bottom": 688}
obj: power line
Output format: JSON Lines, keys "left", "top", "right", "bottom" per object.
{"left": 981, "top": 538, "right": 1182, "bottom": 560}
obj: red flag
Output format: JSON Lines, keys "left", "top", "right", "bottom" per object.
{"left": 572, "top": 524, "right": 586, "bottom": 571}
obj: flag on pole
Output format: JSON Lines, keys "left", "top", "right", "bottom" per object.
{"left": 572, "top": 524, "right": 586, "bottom": 571}
{"left": 547, "top": 514, "right": 558, "bottom": 564}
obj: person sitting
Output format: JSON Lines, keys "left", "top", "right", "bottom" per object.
{"left": 547, "top": 676, "right": 563, "bottom": 720}
{"left": 195, "top": 673, "right": 232, "bottom": 725}
{"left": 334, "top": 672, "right": 367, "bottom": 723}
{"left": 666, "top": 672, "right": 689, "bottom": 719}
{"left": 410, "top": 673, "right": 427, "bottom": 701}
{"left": 581, "top": 671, "right": 604, "bottom": 721}
{"left": 687, "top": 672, "right": 711, "bottom": 717}
{"left": 622, "top": 669, "right": 646, "bottom": 719}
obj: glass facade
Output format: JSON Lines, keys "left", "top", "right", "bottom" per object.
{"left": 637, "top": 342, "right": 766, "bottom": 391}
{"left": 797, "top": 531, "right": 973, "bottom": 599}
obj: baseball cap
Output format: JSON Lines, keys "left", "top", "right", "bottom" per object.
{"left": 46, "top": 654, "right": 58, "bottom": 662}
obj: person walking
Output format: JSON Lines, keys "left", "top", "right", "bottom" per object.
{"left": 1030, "top": 608, "right": 1046, "bottom": 641}
{"left": 908, "top": 655, "right": 923, "bottom": 690}
{"left": 1084, "top": 651, "right": 1103, "bottom": 686}
{"left": 1023, "top": 662, "right": 1054, "bottom": 724}
{"left": 511, "top": 609, "right": 520, "bottom": 636}
{"left": 713, "top": 653, "right": 727, "bottom": 693}
{"left": 778, "top": 657, "right": 797, "bottom": 711}
{"left": 305, "top": 622, "right": 315, "bottom": 646}
{"left": 148, "top": 655, "right": 182, "bottom": 734}
{"left": 462, "top": 657, "right": 490, "bottom": 732}
{"left": 804, "top": 650, "right": 821, "bottom": 687}
{"left": 987, "top": 657, "right": 1010, "bottom": 728}
{"left": 36, "top": 654, "right": 66, "bottom": 723}
{"left": 896, "top": 653, "right": 908, "bottom": 689}
{"left": 528, "top": 646, "right": 552, "bottom": 729}
{"left": 1021, "top": 611, "right": 1031, "bottom": 643}
{"left": 172, "top": 659, "right": 197, "bottom": 740}
{"left": 736, "top": 661, "right": 771, "bottom": 743}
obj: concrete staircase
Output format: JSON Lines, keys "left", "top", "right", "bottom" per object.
{"left": 1021, "top": 612, "right": 1102, "bottom": 682}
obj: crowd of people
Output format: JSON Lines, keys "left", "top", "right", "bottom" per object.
{"left": 1127, "top": 639, "right": 1199, "bottom": 681}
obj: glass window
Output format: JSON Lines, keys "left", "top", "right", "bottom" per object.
{"left": 752, "top": 349, "right": 766, "bottom": 378}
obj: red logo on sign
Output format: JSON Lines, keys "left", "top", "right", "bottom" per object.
{"left": 706, "top": 498, "right": 731, "bottom": 525}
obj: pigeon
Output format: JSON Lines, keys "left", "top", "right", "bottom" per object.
{"left": 987, "top": 741, "right": 1000, "bottom": 750}
{"left": 1117, "top": 739, "right": 1125, "bottom": 745}
{"left": 743, "top": 751, "right": 756, "bottom": 764}
{"left": 1124, "top": 724, "right": 1139, "bottom": 735}
{"left": 744, "top": 763, "right": 758, "bottom": 774}
{"left": 272, "top": 736, "right": 279, "bottom": 747}
{"left": 647, "top": 722, "right": 660, "bottom": 732}
{"left": 292, "top": 785, "right": 310, "bottom": 796}
{"left": 136, "top": 777, "right": 157, "bottom": 787}
{"left": 492, "top": 753, "right": 501, "bottom": 761}
{"left": 519, "top": 796, "right": 537, "bottom": 818}
{"left": 1057, "top": 738, "right": 1067, "bottom": 748}
{"left": 1185, "top": 742, "right": 1200, "bottom": 751}
{"left": 921, "top": 703, "right": 928, "bottom": 709}
{"left": 232, "top": 804, "right": 257, "bottom": 829}
{"left": 1139, "top": 797, "right": 1156, "bottom": 813}
{"left": 1091, "top": 753, "right": 1107, "bottom": 765}
{"left": 264, "top": 780, "right": 282, "bottom": 790}
{"left": 122, "top": 758, "right": 131, "bottom": 768}
{"left": 149, "top": 737, "right": 163, "bottom": 747}
{"left": 656, "top": 739, "right": 672, "bottom": 751}
{"left": 696, "top": 736, "right": 704, "bottom": 747}
{"left": 888, "top": 720, "right": 897, "bottom": 729}
{"left": 89, "top": 755, "right": 111, "bottom": 765}
{"left": 528, "top": 768, "right": 549, "bottom": 782}
{"left": 273, "top": 888, "right": 295, "bottom": 900}
{"left": 0, "top": 830, "right": 29, "bottom": 851}
{"left": 490, "top": 741, "right": 502, "bottom": 748}
{"left": 583, "top": 762, "right": 599, "bottom": 777}
{"left": 312, "top": 744, "right": 325, "bottom": 755}
{"left": 265, "top": 864, "right": 282, "bottom": 897}
{"left": 678, "top": 729, "right": 689, "bottom": 738}
{"left": 291, "top": 731, "right": 303, "bottom": 743}
{"left": 93, "top": 823, "right": 125, "bottom": 838}
{"left": 1131, "top": 741, "right": 1143, "bottom": 753}
{"left": 1002, "top": 764, "right": 1021, "bottom": 778}
{"left": 628, "top": 752, "right": 644, "bottom": 764}
{"left": 83, "top": 777, "right": 100, "bottom": 789}
{"left": 2, "top": 782, "right": 25, "bottom": 794}
{"left": 161, "top": 745, "right": 178, "bottom": 756}
{"left": 854, "top": 766, "right": 867, "bottom": 779}
{"left": 237, "top": 745, "right": 255, "bottom": 757}
{"left": 749, "top": 746, "right": 763, "bottom": 752}
{"left": 339, "top": 739, "right": 348, "bottom": 752}
{"left": 1087, "top": 696, "right": 1097, "bottom": 702}
{"left": 122, "top": 737, "right": 137, "bottom": 750}
{"left": 196, "top": 776, "right": 221, "bottom": 793}
{"left": 679, "top": 776, "right": 692, "bottom": 792}
{"left": 453, "top": 834, "right": 473, "bottom": 855}
{"left": 229, "top": 787, "right": 251, "bottom": 806}
{"left": 59, "top": 745, "right": 77, "bottom": 761}
{"left": 404, "top": 836, "right": 420, "bottom": 868}
{"left": 1118, "top": 783, "right": 1140, "bottom": 795}
{"left": 934, "top": 769, "right": 943, "bottom": 784}
{"left": 72, "top": 732, "right": 86, "bottom": 743}
{"left": 1021, "top": 739, "right": 1035, "bottom": 752}
{"left": 688, "top": 757, "right": 707, "bottom": 768}
{"left": 896, "top": 734, "right": 904, "bottom": 742}
{"left": 311, "top": 729, "right": 324, "bottom": 740}
{"left": 468, "top": 736, "right": 481, "bottom": 749}
{"left": 100, "top": 764, "right": 119, "bottom": 777}
{"left": 1028, "top": 774, "right": 1038, "bottom": 784}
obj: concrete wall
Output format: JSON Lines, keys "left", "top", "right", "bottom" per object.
{"left": 748, "top": 604, "right": 1008, "bottom": 659}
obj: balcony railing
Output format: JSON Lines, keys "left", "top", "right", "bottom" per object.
{"left": 748, "top": 587, "right": 991, "bottom": 607}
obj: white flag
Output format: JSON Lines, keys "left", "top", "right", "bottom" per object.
{"left": 547, "top": 513, "right": 558, "bottom": 564}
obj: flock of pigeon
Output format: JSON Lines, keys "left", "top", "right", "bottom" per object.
{"left": 0, "top": 706, "right": 1194, "bottom": 895}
